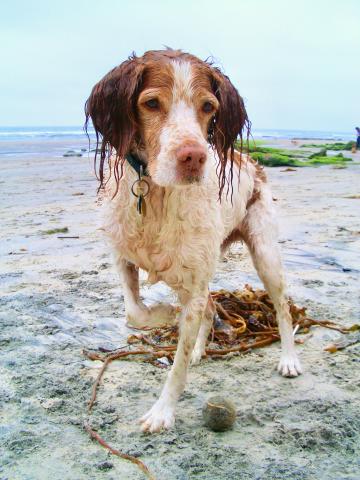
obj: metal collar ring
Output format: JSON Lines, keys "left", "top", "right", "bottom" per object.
{"left": 131, "top": 178, "right": 150, "bottom": 198}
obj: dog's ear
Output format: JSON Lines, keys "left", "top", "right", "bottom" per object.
{"left": 208, "top": 68, "right": 250, "bottom": 198}
{"left": 84, "top": 55, "right": 144, "bottom": 189}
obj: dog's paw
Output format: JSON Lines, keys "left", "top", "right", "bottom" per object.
{"left": 140, "top": 400, "right": 175, "bottom": 433}
{"left": 126, "top": 307, "right": 150, "bottom": 328}
{"left": 126, "top": 303, "right": 179, "bottom": 329}
{"left": 191, "top": 347, "right": 204, "bottom": 365}
{"left": 278, "top": 352, "right": 303, "bottom": 377}
{"left": 148, "top": 303, "right": 180, "bottom": 327}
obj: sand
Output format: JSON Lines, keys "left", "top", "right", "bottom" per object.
{"left": 1, "top": 145, "right": 360, "bottom": 479}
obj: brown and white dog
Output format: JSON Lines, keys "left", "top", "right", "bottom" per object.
{"left": 85, "top": 49, "right": 302, "bottom": 433}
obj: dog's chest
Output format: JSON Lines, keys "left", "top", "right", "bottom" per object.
{"left": 106, "top": 181, "right": 224, "bottom": 290}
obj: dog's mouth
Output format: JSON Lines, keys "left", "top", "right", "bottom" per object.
{"left": 151, "top": 172, "right": 204, "bottom": 187}
{"left": 148, "top": 156, "right": 206, "bottom": 187}
{"left": 176, "top": 173, "right": 204, "bottom": 185}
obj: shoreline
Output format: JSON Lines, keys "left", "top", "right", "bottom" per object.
{"left": 1, "top": 136, "right": 359, "bottom": 163}
{"left": 0, "top": 126, "right": 357, "bottom": 158}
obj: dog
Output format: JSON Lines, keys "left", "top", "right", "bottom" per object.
{"left": 85, "top": 49, "right": 302, "bottom": 433}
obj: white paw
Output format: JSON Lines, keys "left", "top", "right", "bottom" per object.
{"left": 126, "top": 303, "right": 179, "bottom": 329}
{"left": 278, "top": 352, "right": 303, "bottom": 377}
{"left": 139, "top": 399, "right": 175, "bottom": 433}
{"left": 126, "top": 307, "right": 150, "bottom": 328}
{"left": 191, "top": 347, "right": 204, "bottom": 365}
{"left": 148, "top": 303, "right": 179, "bottom": 327}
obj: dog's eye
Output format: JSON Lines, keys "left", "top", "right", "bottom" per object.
{"left": 145, "top": 98, "right": 159, "bottom": 110}
{"left": 202, "top": 101, "right": 214, "bottom": 113}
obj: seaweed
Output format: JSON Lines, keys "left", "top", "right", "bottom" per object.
{"left": 301, "top": 141, "right": 356, "bottom": 151}
{"left": 235, "top": 140, "right": 353, "bottom": 167}
{"left": 41, "top": 227, "right": 69, "bottom": 235}
{"left": 304, "top": 156, "right": 352, "bottom": 165}
{"left": 309, "top": 148, "right": 327, "bottom": 159}
{"left": 249, "top": 152, "right": 301, "bottom": 167}
{"left": 248, "top": 151, "right": 351, "bottom": 168}
{"left": 83, "top": 284, "right": 356, "bottom": 387}
{"left": 84, "top": 423, "right": 156, "bottom": 479}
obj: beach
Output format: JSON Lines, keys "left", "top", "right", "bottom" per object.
{"left": 1, "top": 131, "right": 360, "bottom": 479}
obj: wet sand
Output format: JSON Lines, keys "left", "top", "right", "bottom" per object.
{"left": 1, "top": 146, "right": 360, "bottom": 479}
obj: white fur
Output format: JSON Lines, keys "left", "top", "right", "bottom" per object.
{"left": 152, "top": 101, "right": 208, "bottom": 186}
{"left": 152, "top": 62, "right": 209, "bottom": 187}
{"left": 172, "top": 61, "right": 193, "bottom": 101}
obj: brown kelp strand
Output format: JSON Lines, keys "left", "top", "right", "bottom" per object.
{"left": 84, "top": 423, "right": 157, "bottom": 480}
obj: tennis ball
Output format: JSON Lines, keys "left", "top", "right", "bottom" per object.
{"left": 202, "top": 396, "right": 236, "bottom": 432}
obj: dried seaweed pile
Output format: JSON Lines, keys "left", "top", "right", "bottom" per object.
{"left": 84, "top": 285, "right": 354, "bottom": 373}
{"left": 120, "top": 284, "right": 353, "bottom": 365}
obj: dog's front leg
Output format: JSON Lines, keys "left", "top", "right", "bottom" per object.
{"left": 140, "top": 292, "right": 207, "bottom": 433}
{"left": 116, "top": 258, "right": 149, "bottom": 327}
{"left": 191, "top": 294, "right": 216, "bottom": 365}
{"left": 117, "top": 257, "right": 178, "bottom": 328}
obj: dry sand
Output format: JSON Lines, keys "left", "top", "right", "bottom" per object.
{"left": 1, "top": 145, "right": 360, "bottom": 479}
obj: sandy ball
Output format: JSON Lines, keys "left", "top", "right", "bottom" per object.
{"left": 202, "top": 396, "right": 236, "bottom": 432}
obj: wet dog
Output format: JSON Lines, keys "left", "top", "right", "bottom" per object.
{"left": 85, "top": 49, "right": 302, "bottom": 433}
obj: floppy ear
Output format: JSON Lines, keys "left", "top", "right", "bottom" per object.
{"left": 84, "top": 55, "right": 144, "bottom": 191}
{"left": 209, "top": 68, "right": 250, "bottom": 198}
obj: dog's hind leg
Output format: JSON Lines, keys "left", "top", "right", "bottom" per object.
{"left": 241, "top": 187, "right": 302, "bottom": 377}
{"left": 117, "top": 258, "right": 178, "bottom": 328}
{"left": 140, "top": 289, "right": 207, "bottom": 432}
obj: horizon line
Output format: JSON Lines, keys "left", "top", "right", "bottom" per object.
{"left": 0, "top": 125, "right": 355, "bottom": 134}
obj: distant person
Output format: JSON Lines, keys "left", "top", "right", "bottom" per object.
{"left": 356, "top": 127, "right": 360, "bottom": 150}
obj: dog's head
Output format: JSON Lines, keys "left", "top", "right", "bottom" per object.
{"left": 85, "top": 49, "right": 249, "bottom": 196}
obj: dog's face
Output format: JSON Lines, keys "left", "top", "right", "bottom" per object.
{"left": 137, "top": 60, "right": 218, "bottom": 185}
{"left": 85, "top": 49, "right": 248, "bottom": 191}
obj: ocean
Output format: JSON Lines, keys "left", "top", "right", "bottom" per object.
{"left": 0, "top": 126, "right": 356, "bottom": 157}
{"left": 0, "top": 126, "right": 95, "bottom": 157}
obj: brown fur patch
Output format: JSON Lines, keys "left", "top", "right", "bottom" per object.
{"left": 136, "top": 62, "right": 175, "bottom": 173}
{"left": 221, "top": 228, "right": 243, "bottom": 253}
{"left": 246, "top": 189, "right": 261, "bottom": 209}
{"left": 183, "top": 343, "right": 190, "bottom": 357}
{"left": 254, "top": 162, "right": 267, "bottom": 183}
{"left": 233, "top": 151, "right": 267, "bottom": 184}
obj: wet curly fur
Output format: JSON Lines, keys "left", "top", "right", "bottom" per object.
{"left": 85, "top": 49, "right": 302, "bottom": 433}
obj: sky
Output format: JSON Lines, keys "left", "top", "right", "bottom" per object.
{"left": 0, "top": 0, "right": 359, "bottom": 132}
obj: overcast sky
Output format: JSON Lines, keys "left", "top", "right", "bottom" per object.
{"left": 0, "top": 0, "right": 359, "bottom": 131}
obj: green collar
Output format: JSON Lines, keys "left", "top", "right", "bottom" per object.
{"left": 125, "top": 153, "right": 149, "bottom": 177}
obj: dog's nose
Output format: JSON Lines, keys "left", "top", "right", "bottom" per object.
{"left": 176, "top": 145, "right": 207, "bottom": 170}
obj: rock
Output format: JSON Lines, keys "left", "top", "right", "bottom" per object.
{"left": 96, "top": 461, "right": 114, "bottom": 471}
{"left": 40, "top": 398, "right": 64, "bottom": 411}
{"left": 63, "top": 150, "right": 82, "bottom": 157}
